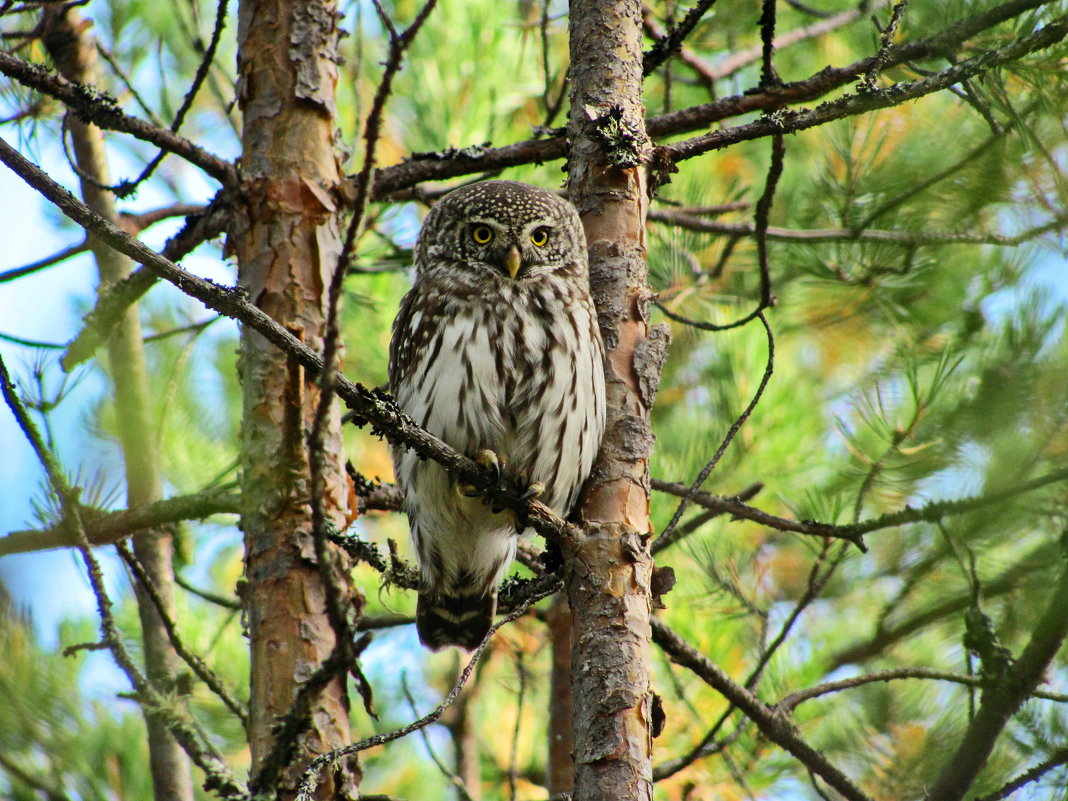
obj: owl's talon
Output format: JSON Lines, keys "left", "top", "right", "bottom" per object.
{"left": 518, "top": 481, "right": 545, "bottom": 502}
{"left": 475, "top": 449, "right": 504, "bottom": 481}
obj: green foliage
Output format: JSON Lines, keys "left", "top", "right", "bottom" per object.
{"left": 2, "top": 0, "right": 1067, "bottom": 799}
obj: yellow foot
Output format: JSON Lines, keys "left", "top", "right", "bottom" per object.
{"left": 456, "top": 449, "right": 506, "bottom": 499}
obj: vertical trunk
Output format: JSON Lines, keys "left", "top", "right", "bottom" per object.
{"left": 234, "top": 0, "right": 358, "bottom": 797}
{"left": 546, "top": 595, "right": 575, "bottom": 796}
{"left": 40, "top": 10, "right": 194, "bottom": 801}
{"left": 565, "top": 1, "right": 666, "bottom": 799}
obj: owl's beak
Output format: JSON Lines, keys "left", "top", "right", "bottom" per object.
{"left": 504, "top": 245, "right": 522, "bottom": 279}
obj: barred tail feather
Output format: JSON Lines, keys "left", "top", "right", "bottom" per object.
{"left": 417, "top": 590, "right": 496, "bottom": 651}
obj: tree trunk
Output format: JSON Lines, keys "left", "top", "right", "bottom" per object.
{"left": 546, "top": 595, "right": 575, "bottom": 796}
{"left": 234, "top": 0, "right": 358, "bottom": 797}
{"left": 40, "top": 9, "right": 194, "bottom": 801}
{"left": 564, "top": 1, "right": 667, "bottom": 799}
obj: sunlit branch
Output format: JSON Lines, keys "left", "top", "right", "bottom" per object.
{"left": 703, "top": 5, "right": 865, "bottom": 85}
{"left": 0, "top": 487, "right": 240, "bottom": 556}
{"left": 651, "top": 617, "right": 873, "bottom": 801}
{"left": 62, "top": 195, "right": 230, "bottom": 369}
{"left": 0, "top": 476, "right": 407, "bottom": 557}
{"left": 365, "top": 0, "right": 1059, "bottom": 197}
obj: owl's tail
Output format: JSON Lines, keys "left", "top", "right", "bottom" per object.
{"left": 417, "top": 589, "right": 496, "bottom": 651}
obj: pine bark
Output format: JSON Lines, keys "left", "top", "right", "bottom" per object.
{"left": 564, "top": 1, "right": 667, "bottom": 799}
{"left": 234, "top": 0, "right": 358, "bottom": 797}
{"left": 39, "top": 9, "right": 194, "bottom": 801}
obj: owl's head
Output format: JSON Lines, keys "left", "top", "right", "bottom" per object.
{"left": 414, "top": 180, "right": 587, "bottom": 282}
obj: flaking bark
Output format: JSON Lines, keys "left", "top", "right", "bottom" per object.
{"left": 565, "top": 1, "right": 665, "bottom": 799}
{"left": 234, "top": 0, "right": 359, "bottom": 797}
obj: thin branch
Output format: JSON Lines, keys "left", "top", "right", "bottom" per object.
{"left": 174, "top": 572, "right": 241, "bottom": 610}
{"left": 0, "top": 50, "right": 236, "bottom": 185}
{"left": 860, "top": 0, "right": 910, "bottom": 91}
{"left": 0, "top": 752, "right": 71, "bottom": 801}
{"left": 365, "top": 0, "right": 1058, "bottom": 197}
{"left": 652, "top": 312, "right": 774, "bottom": 548}
{"left": 306, "top": 0, "right": 439, "bottom": 664}
{"left": 828, "top": 540, "right": 1060, "bottom": 671}
{"left": 296, "top": 583, "right": 559, "bottom": 801}
{"left": 116, "top": 540, "right": 249, "bottom": 726}
{"left": 651, "top": 467, "right": 1068, "bottom": 549}
{"left": 704, "top": 5, "right": 866, "bottom": 85}
{"left": 647, "top": 208, "right": 1067, "bottom": 247}
{"left": 1, "top": 487, "right": 240, "bottom": 556}
{"left": 652, "top": 482, "right": 764, "bottom": 554}
{"left": 663, "top": 13, "right": 1068, "bottom": 163}
{"left": 642, "top": 0, "right": 720, "bottom": 76}
{"left": 400, "top": 673, "right": 475, "bottom": 801}
{"left": 110, "top": 0, "right": 228, "bottom": 196}
{"left": 777, "top": 666, "right": 1068, "bottom": 712}
{"left": 61, "top": 194, "right": 230, "bottom": 369}
{"left": 651, "top": 618, "right": 874, "bottom": 801}
{"left": 0, "top": 238, "right": 88, "bottom": 283}
{"left": 0, "top": 355, "right": 247, "bottom": 800}
{"left": 971, "top": 747, "right": 1068, "bottom": 801}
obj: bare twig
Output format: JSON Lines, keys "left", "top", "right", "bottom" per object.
{"left": 652, "top": 310, "right": 774, "bottom": 548}
{"left": 110, "top": 0, "right": 228, "bottom": 196}
{"left": 296, "top": 583, "right": 558, "bottom": 801}
{"left": 651, "top": 467, "right": 1068, "bottom": 549}
{"left": 116, "top": 540, "right": 249, "bottom": 726}
{"left": 777, "top": 666, "right": 1068, "bottom": 712}
{"left": 400, "top": 673, "right": 475, "bottom": 801}
{"left": 0, "top": 50, "right": 236, "bottom": 185}
{"left": 663, "top": 14, "right": 1068, "bottom": 164}
{"left": 642, "top": 0, "right": 720, "bottom": 76}
{"left": 0, "top": 238, "right": 88, "bottom": 283}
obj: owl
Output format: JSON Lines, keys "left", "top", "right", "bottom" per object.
{"left": 389, "top": 180, "right": 606, "bottom": 650}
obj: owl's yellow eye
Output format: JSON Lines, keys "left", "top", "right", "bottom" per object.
{"left": 530, "top": 227, "right": 550, "bottom": 247}
{"left": 471, "top": 225, "right": 494, "bottom": 244}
